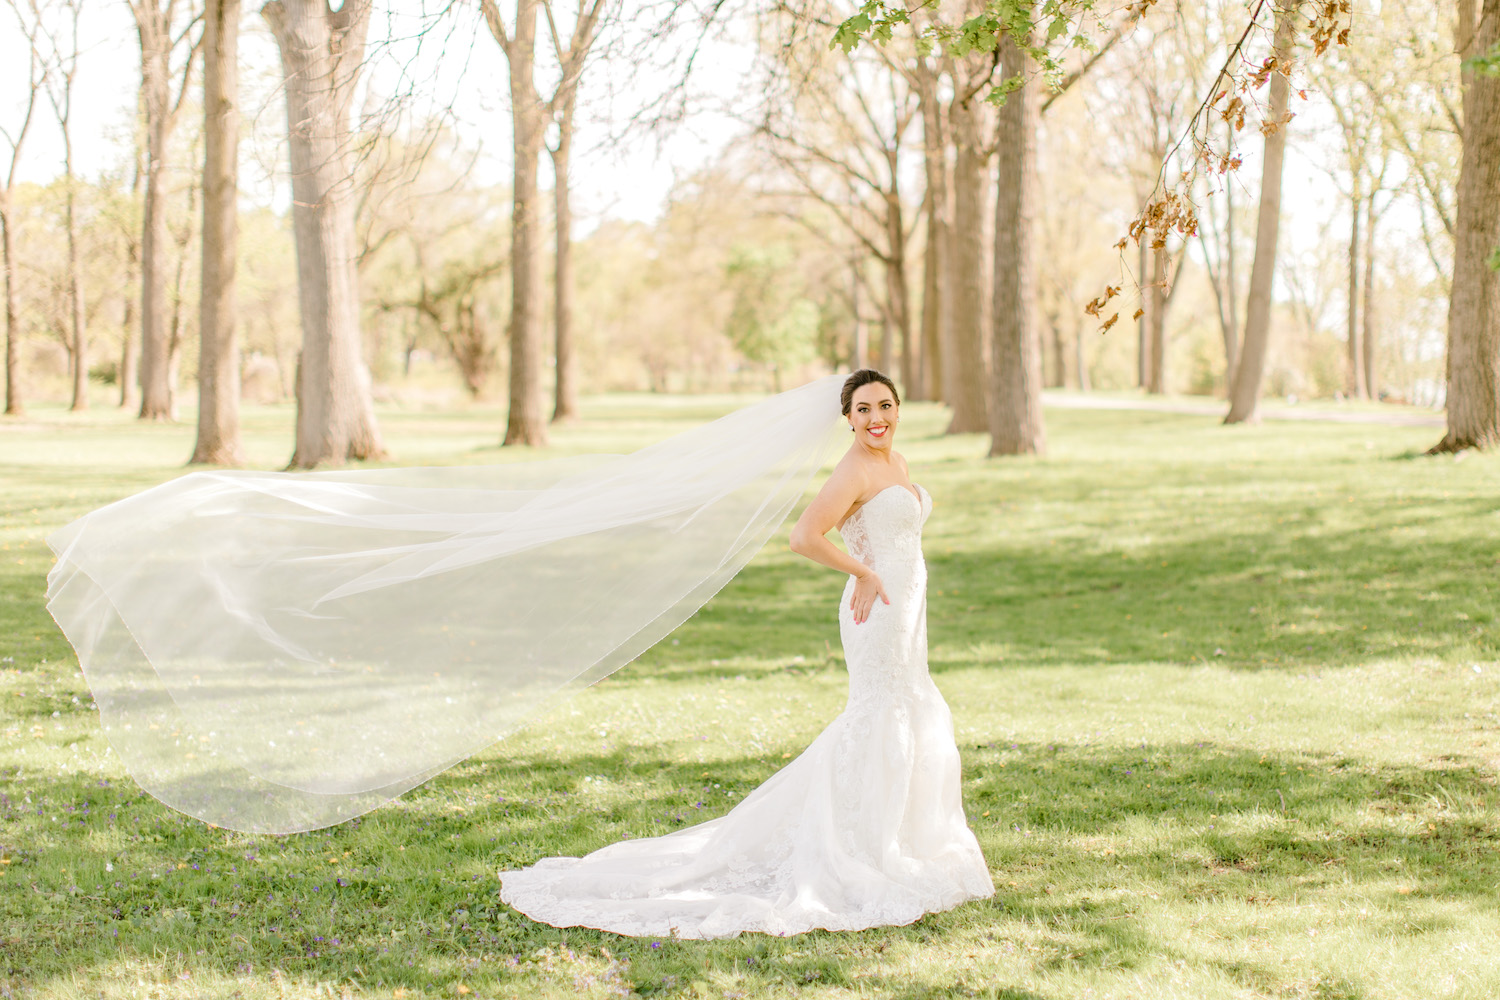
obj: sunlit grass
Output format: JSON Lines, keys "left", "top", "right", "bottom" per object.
{"left": 2, "top": 391, "right": 1498, "bottom": 999}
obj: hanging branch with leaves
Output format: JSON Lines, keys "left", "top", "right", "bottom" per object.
{"left": 831, "top": 0, "right": 1354, "bottom": 333}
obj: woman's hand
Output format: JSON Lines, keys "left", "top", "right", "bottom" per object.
{"left": 849, "top": 568, "right": 890, "bottom": 624}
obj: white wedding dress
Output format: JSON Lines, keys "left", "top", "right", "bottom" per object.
{"left": 498, "top": 483, "right": 995, "bottom": 938}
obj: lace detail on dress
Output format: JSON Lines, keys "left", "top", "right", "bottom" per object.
{"left": 498, "top": 481, "right": 994, "bottom": 939}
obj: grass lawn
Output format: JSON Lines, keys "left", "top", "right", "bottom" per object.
{"left": 2, "top": 391, "right": 1499, "bottom": 1000}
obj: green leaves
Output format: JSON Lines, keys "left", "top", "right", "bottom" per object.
{"left": 829, "top": 13, "right": 871, "bottom": 54}
{"left": 829, "top": 1, "right": 909, "bottom": 53}
{"left": 1462, "top": 41, "right": 1500, "bottom": 77}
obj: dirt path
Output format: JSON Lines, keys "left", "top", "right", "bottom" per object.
{"left": 1043, "top": 392, "right": 1446, "bottom": 428}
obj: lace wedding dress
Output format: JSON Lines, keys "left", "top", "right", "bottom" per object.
{"left": 498, "top": 483, "right": 995, "bottom": 938}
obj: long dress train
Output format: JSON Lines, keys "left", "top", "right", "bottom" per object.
{"left": 498, "top": 483, "right": 995, "bottom": 938}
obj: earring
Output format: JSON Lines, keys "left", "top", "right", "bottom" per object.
{"left": 849, "top": 425, "right": 855, "bottom": 432}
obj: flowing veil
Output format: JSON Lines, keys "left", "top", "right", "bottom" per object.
{"left": 46, "top": 374, "right": 846, "bottom": 834}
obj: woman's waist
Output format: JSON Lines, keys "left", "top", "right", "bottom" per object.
{"left": 843, "top": 554, "right": 925, "bottom": 578}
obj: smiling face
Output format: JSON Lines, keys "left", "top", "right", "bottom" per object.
{"left": 849, "top": 383, "right": 899, "bottom": 450}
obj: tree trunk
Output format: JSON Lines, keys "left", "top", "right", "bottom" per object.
{"left": 65, "top": 144, "right": 86, "bottom": 411}
{"left": 136, "top": 10, "right": 176, "bottom": 420}
{"left": 1146, "top": 244, "right": 1168, "bottom": 394}
{"left": 1362, "top": 195, "right": 1378, "bottom": 398}
{"left": 850, "top": 260, "right": 866, "bottom": 369}
{"left": 1225, "top": 5, "right": 1298, "bottom": 425}
{"left": 878, "top": 309, "right": 894, "bottom": 373}
{"left": 119, "top": 161, "right": 142, "bottom": 410}
{"left": 1223, "top": 116, "right": 1240, "bottom": 389}
{"left": 192, "top": 0, "right": 243, "bottom": 465}
{"left": 1047, "top": 315, "right": 1065, "bottom": 388}
{"left": 883, "top": 156, "right": 912, "bottom": 389}
{"left": 488, "top": 0, "right": 548, "bottom": 447}
{"left": 550, "top": 98, "right": 578, "bottom": 423}
{"left": 989, "top": 32, "right": 1045, "bottom": 457}
{"left": 1346, "top": 181, "right": 1366, "bottom": 398}
{"left": 167, "top": 173, "right": 197, "bottom": 412}
{"left": 946, "top": 92, "right": 990, "bottom": 434}
{"left": 915, "top": 59, "right": 947, "bottom": 402}
{"left": 1137, "top": 232, "right": 1150, "bottom": 388}
{"left": 264, "top": 0, "right": 385, "bottom": 467}
{"left": 1074, "top": 321, "right": 1091, "bottom": 392}
{"left": 2, "top": 198, "right": 18, "bottom": 415}
{"left": 1432, "top": 0, "right": 1500, "bottom": 451}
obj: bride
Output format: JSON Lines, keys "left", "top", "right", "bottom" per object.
{"left": 498, "top": 369, "right": 995, "bottom": 939}
{"left": 45, "top": 365, "right": 991, "bottom": 933}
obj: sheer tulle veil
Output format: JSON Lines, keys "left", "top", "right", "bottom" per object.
{"left": 46, "top": 374, "right": 846, "bottom": 834}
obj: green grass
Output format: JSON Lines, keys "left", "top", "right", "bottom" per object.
{"left": 3, "top": 393, "right": 1499, "bottom": 1000}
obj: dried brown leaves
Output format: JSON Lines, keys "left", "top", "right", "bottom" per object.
{"left": 1086, "top": 0, "right": 1354, "bottom": 334}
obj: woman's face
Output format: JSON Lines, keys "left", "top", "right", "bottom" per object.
{"left": 848, "top": 383, "right": 898, "bottom": 450}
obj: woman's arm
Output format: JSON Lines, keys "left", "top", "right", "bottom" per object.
{"left": 788, "top": 462, "right": 890, "bottom": 623}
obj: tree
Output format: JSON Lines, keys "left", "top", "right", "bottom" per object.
{"left": 1431, "top": 0, "right": 1500, "bottom": 452}
{"left": 945, "top": 46, "right": 994, "bottom": 434}
{"left": 753, "top": 14, "right": 921, "bottom": 391}
{"left": 131, "top": 0, "right": 200, "bottom": 420}
{"left": 40, "top": 0, "right": 89, "bottom": 411}
{"left": 1225, "top": 3, "right": 1300, "bottom": 425}
{"left": 723, "top": 243, "right": 819, "bottom": 390}
{"left": 263, "top": 0, "right": 386, "bottom": 466}
{"left": 544, "top": 0, "right": 609, "bottom": 423}
{"left": 1195, "top": 115, "right": 1241, "bottom": 390}
{"left": 988, "top": 28, "right": 1044, "bottom": 455}
{"left": 1, "top": 0, "right": 46, "bottom": 416}
{"left": 912, "top": 47, "right": 949, "bottom": 402}
{"left": 480, "top": 0, "right": 604, "bottom": 446}
{"left": 480, "top": 0, "right": 546, "bottom": 446}
{"left": 190, "top": 0, "right": 242, "bottom": 465}
{"left": 117, "top": 128, "right": 144, "bottom": 411}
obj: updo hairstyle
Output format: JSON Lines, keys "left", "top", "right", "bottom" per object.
{"left": 840, "top": 369, "right": 901, "bottom": 416}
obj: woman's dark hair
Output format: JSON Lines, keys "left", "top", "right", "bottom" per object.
{"left": 840, "top": 369, "right": 901, "bottom": 416}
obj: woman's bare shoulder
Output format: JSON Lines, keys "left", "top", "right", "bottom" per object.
{"left": 828, "top": 449, "right": 872, "bottom": 486}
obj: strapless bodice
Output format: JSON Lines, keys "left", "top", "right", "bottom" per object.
{"left": 836, "top": 484, "right": 931, "bottom": 570}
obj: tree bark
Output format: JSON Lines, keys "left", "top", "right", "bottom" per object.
{"left": 1225, "top": 5, "right": 1298, "bottom": 425}
{"left": 134, "top": 4, "right": 179, "bottom": 420}
{"left": 914, "top": 59, "right": 947, "bottom": 401}
{"left": 119, "top": 147, "right": 143, "bottom": 411}
{"left": 1146, "top": 245, "right": 1168, "bottom": 395}
{"left": 1, "top": 12, "right": 43, "bottom": 417}
{"left": 543, "top": 1, "right": 605, "bottom": 422}
{"left": 1345, "top": 180, "right": 1366, "bottom": 398}
{"left": 1224, "top": 134, "right": 1240, "bottom": 387}
{"left": 1074, "top": 320, "right": 1091, "bottom": 392}
{"left": 550, "top": 100, "right": 578, "bottom": 423}
{"left": 481, "top": 0, "right": 548, "bottom": 446}
{"left": 264, "top": 0, "right": 385, "bottom": 467}
{"left": 192, "top": 0, "right": 243, "bottom": 465}
{"left": 850, "top": 259, "right": 866, "bottom": 369}
{"left": 883, "top": 148, "right": 912, "bottom": 389}
{"left": 946, "top": 88, "right": 990, "bottom": 434}
{"left": 44, "top": 3, "right": 88, "bottom": 413}
{"left": 1362, "top": 194, "right": 1378, "bottom": 398}
{"left": 1046, "top": 314, "right": 1065, "bottom": 389}
{"left": 1432, "top": 0, "right": 1500, "bottom": 451}
{"left": 2, "top": 193, "right": 19, "bottom": 415}
{"left": 1137, "top": 231, "right": 1150, "bottom": 388}
{"left": 65, "top": 133, "right": 86, "bottom": 411}
{"left": 989, "top": 31, "right": 1045, "bottom": 457}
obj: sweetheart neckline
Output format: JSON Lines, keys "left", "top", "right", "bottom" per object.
{"left": 838, "top": 482, "right": 925, "bottom": 531}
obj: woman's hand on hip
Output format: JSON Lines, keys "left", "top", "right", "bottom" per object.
{"left": 850, "top": 569, "right": 890, "bottom": 624}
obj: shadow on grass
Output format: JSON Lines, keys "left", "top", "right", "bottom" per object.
{"left": 5, "top": 739, "right": 1496, "bottom": 996}
{"left": 634, "top": 494, "right": 1500, "bottom": 684}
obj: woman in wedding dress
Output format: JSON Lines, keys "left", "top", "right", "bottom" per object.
{"left": 498, "top": 369, "right": 995, "bottom": 939}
